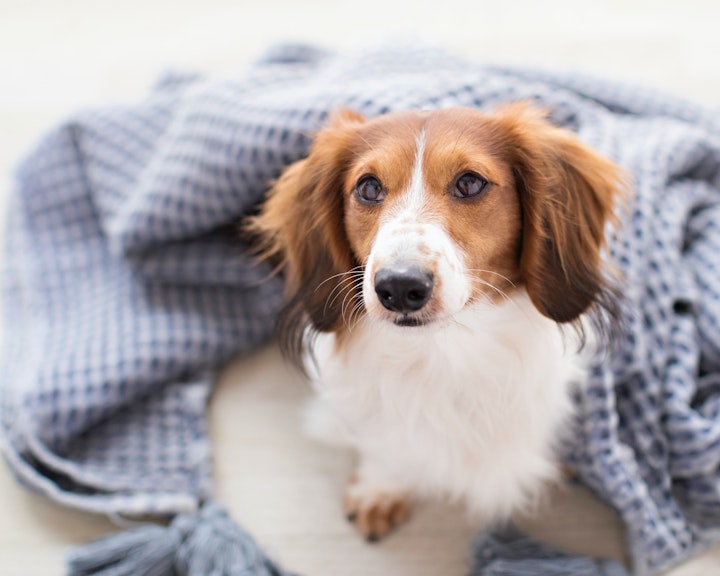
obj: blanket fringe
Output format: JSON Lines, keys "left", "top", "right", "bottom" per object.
{"left": 66, "top": 502, "right": 292, "bottom": 576}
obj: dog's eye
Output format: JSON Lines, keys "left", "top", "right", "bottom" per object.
{"left": 453, "top": 172, "right": 489, "bottom": 199}
{"left": 355, "top": 175, "right": 386, "bottom": 204}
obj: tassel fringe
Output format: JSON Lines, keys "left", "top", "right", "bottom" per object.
{"left": 66, "top": 502, "right": 295, "bottom": 576}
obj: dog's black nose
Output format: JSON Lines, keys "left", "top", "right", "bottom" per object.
{"left": 374, "top": 268, "right": 434, "bottom": 313}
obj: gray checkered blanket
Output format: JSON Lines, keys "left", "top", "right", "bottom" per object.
{"left": 3, "top": 42, "right": 720, "bottom": 576}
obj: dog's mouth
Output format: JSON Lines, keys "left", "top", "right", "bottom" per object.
{"left": 393, "top": 315, "right": 427, "bottom": 328}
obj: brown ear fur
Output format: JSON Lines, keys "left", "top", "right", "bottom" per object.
{"left": 493, "top": 103, "right": 625, "bottom": 327}
{"left": 246, "top": 110, "right": 364, "bottom": 363}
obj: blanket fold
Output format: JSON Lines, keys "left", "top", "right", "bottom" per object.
{"left": 3, "top": 42, "right": 720, "bottom": 575}
{"left": 470, "top": 524, "right": 628, "bottom": 576}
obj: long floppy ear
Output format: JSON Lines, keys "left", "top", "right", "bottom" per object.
{"left": 493, "top": 103, "right": 625, "bottom": 327}
{"left": 246, "top": 109, "right": 365, "bottom": 363}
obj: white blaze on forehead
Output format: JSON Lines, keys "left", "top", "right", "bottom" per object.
{"left": 396, "top": 130, "right": 426, "bottom": 216}
{"left": 371, "top": 128, "right": 430, "bottom": 265}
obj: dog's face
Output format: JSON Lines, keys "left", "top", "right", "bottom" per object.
{"left": 341, "top": 109, "right": 523, "bottom": 327}
{"left": 249, "top": 104, "right": 623, "bottom": 360}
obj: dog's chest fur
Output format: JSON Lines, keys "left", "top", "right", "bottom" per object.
{"left": 306, "top": 290, "right": 586, "bottom": 518}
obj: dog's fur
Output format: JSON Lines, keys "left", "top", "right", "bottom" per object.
{"left": 248, "top": 104, "right": 624, "bottom": 541}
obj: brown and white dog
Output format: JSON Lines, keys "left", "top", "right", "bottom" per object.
{"left": 249, "top": 104, "right": 624, "bottom": 541}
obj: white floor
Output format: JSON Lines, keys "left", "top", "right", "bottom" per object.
{"left": 2, "top": 1, "right": 720, "bottom": 575}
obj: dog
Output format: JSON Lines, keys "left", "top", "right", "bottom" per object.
{"left": 248, "top": 103, "right": 624, "bottom": 542}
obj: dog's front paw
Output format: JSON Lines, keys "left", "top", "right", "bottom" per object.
{"left": 343, "top": 473, "right": 412, "bottom": 542}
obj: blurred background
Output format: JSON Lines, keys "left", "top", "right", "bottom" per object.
{"left": 2, "top": 1, "right": 720, "bottom": 574}
{"left": 3, "top": 0, "right": 720, "bottom": 180}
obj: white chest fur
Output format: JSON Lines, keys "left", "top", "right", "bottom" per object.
{"left": 305, "top": 290, "right": 587, "bottom": 520}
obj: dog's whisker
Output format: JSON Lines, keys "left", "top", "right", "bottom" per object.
{"left": 320, "top": 275, "right": 362, "bottom": 308}
{"left": 320, "top": 271, "right": 364, "bottom": 318}
{"left": 324, "top": 276, "right": 354, "bottom": 306}
{"left": 349, "top": 300, "right": 366, "bottom": 332}
{"left": 314, "top": 267, "right": 364, "bottom": 294}
{"left": 467, "top": 276, "right": 511, "bottom": 303}
{"left": 481, "top": 284, "right": 510, "bottom": 302}
{"left": 466, "top": 268, "right": 517, "bottom": 288}
{"left": 326, "top": 276, "right": 364, "bottom": 312}
{"left": 340, "top": 289, "right": 365, "bottom": 332}
{"left": 331, "top": 277, "right": 364, "bottom": 307}
{"left": 464, "top": 295, "right": 499, "bottom": 315}
{"left": 347, "top": 300, "right": 366, "bottom": 328}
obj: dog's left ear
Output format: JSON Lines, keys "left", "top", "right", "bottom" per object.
{"left": 494, "top": 103, "right": 625, "bottom": 324}
{"left": 247, "top": 109, "right": 365, "bottom": 363}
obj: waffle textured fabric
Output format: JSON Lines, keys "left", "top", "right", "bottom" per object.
{"left": 2, "top": 43, "right": 720, "bottom": 575}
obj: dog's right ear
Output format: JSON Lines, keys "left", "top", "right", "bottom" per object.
{"left": 246, "top": 109, "right": 366, "bottom": 363}
{"left": 491, "top": 102, "right": 626, "bottom": 336}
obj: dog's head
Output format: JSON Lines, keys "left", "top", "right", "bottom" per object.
{"left": 248, "top": 104, "right": 624, "bottom": 363}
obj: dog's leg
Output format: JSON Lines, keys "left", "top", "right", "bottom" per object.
{"left": 304, "top": 398, "right": 412, "bottom": 540}
{"left": 344, "top": 457, "right": 412, "bottom": 542}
